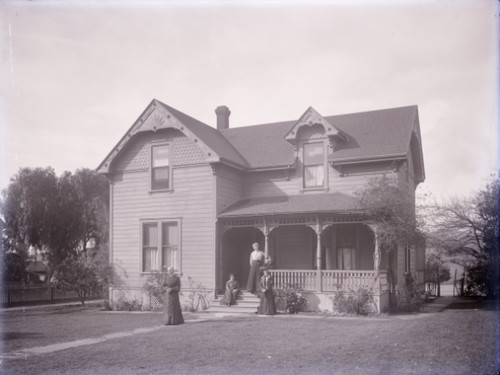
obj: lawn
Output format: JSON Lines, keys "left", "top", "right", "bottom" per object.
{"left": 1, "top": 299, "right": 497, "bottom": 375}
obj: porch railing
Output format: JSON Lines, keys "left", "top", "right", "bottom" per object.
{"left": 270, "top": 270, "right": 317, "bottom": 291}
{"left": 321, "top": 270, "right": 378, "bottom": 292}
{"left": 269, "top": 269, "right": 388, "bottom": 293}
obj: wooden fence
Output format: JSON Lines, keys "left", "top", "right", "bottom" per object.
{"left": 1, "top": 284, "right": 103, "bottom": 307}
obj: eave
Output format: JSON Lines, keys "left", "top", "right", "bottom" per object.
{"left": 329, "top": 153, "right": 407, "bottom": 166}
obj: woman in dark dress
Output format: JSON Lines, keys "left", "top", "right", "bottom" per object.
{"left": 258, "top": 269, "right": 277, "bottom": 315}
{"left": 246, "top": 242, "right": 265, "bottom": 293}
{"left": 163, "top": 267, "right": 184, "bottom": 325}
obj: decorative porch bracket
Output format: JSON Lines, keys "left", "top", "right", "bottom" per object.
{"left": 256, "top": 218, "right": 275, "bottom": 258}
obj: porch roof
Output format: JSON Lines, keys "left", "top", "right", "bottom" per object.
{"left": 218, "top": 193, "right": 359, "bottom": 218}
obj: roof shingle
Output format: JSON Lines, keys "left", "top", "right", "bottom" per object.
{"left": 218, "top": 193, "right": 359, "bottom": 217}
{"left": 220, "top": 105, "right": 418, "bottom": 169}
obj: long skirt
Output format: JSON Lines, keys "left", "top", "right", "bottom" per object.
{"left": 164, "top": 291, "right": 184, "bottom": 325}
{"left": 258, "top": 290, "right": 277, "bottom": 315}
{"left": 223, "top": 289, "right": 238, "bottom": 305}
{"left": 246, "top": 260, "right": 263, "bottom": 293}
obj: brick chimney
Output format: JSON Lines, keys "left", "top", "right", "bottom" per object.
{"left": 215, "top": 105, "right": 230, "bottom": 130}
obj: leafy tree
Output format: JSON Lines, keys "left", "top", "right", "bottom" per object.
{"left": 71, "top": 168, "right": 109, "bottom": 254}
{"left": 0, "top": 167, "right": 109, "bottom": 282}
{"left": 356, "top": 174, "right": 419, "bottom": 292}
{"left": 1, "top": 167, "right": 58, "bottom": 281}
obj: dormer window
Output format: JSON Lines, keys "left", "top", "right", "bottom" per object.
{"left": 151, "top": 144, "right": 170, "bottom": 190}
{"left": 303, "top": 142, "right": 325, "bottom": 188}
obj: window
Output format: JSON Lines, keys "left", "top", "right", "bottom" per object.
{"left": 142, "top": 221, "right": 179, "bottom": 272}
{"left": 303, "top": 142, "right": 325, "bottom": 188}
{"left": 151, "top": 144, "right": 170, "bottom": 190}
{"left": 404, "top": 244, "right": 411, "bottom": 273}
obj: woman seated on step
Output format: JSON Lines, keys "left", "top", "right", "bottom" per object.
{"left": 221, "top": 274, "right": 240, "bottom": 306}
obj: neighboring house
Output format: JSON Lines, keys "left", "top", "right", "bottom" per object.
{"left": 97, "top": 99, "right": 425, "bottom": 312}
{"left": 25, "top": 260, "right": 48, "bottom": 284}
{"left": 25, "top": 248, "right": 49, "bottom": 284}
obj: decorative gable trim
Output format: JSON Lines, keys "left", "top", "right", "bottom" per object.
{"left": 97, "top": 100, "right": 220, "bottom": 174}
{"left": 284, "top": 107, "right": 347, "bottom": 148}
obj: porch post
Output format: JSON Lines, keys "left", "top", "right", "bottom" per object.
{"left": 315, "top": 216, "right": 322, "bottom": 292}
{"left": 264, "top": 233, "right": 269, "bottom": 258}
{"left": 263, "top": 218, "right": 269, "bottom": 258}
{"left": 367, "top": 224, "right": 380, "bottom": 272}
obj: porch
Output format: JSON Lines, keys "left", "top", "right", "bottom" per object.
{"left": 217, "top": 209, "right": 393, "bottom": 312}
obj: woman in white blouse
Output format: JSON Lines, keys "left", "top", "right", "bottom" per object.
{"left": 246, "top": 242, "right": 265, "bottom": 293}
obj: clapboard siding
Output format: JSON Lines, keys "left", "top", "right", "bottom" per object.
{"left": 242, "top": 169, "right": 300, "bottom": 198}
{"left": 241, "top": 163, "right": 398, "bottom": 199}
{"left": 111, "top": 164, "right": 216, "bottom": 289}
{"left": 216, "top": 166, "right": 243, "bottom": 213}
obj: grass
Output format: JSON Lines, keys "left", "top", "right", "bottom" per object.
{"left": 1, "top": 298, "right": 497, "bottom": 375}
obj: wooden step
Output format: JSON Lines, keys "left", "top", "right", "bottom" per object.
{"left": 208, "top": 291, "right": 260, "bottom": 313}
{"left": 208, "top": 305, "right": 258, "bottom": 314}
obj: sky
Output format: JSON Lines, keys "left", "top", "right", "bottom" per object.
{"left": 0, "top": 0, "right": 498, "bottom": 201}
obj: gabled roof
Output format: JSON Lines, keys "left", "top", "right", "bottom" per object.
{"left": 97, "top": 101, "right": 424, "bottom": 182}
{"left": 97, "top": 99, "right": 248, "bottom": 174}
{"left": 218, "top": 193, "right": 359, "bottom": 217}
{"left": 221, "top": 105, "right": 420, "bottom": 170}
{"left": 157, "top": 102, "right": 248, "bottom": 168}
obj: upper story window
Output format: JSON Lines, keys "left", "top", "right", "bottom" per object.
{"left": 303, "top": 142, "right": 325, "bottom": 188}
{"left": 151, "top": 144, "right": 170, "bottom": 190}
{"left": 142, "top": 220, "right": 180, "bottom": 273}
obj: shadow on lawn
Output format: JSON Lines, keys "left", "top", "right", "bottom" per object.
{"left": 7, "top": 306, "right": 100, "bottom": 318}
{"left": 2, "top": 331, "right": 45, "bottom": 341}
{"left": 444, "top": 298, "right": 498, "bottom": 311}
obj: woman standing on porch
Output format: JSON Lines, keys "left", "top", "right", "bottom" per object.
{"left": 246, "top": 242, "right": 265, "bottom": 293}
{"left": 163, "top": 266, "right": 184, "bottom": 325}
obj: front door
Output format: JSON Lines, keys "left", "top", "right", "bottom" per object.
{"left": 337, "top": 247, "right": 355, "bottom": 270}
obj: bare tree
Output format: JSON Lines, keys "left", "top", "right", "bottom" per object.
{"left": 421, "top": 176, "right": 499, "bottom": 296}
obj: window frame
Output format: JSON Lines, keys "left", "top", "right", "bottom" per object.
{"left": 150, "top": 143, "right": 173, "bottom": 193}
{"left": 140, "top": 218, "right": 182, "bottom": 275}
{"left": 404, "top": 243, "right": 411, "bottom": 274}
{"left": 302, "top": 141, "right": 328, "bottom": 190}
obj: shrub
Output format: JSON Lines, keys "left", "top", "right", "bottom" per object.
{"left": 464, "top": 261, "right": 492, "bottom": 297}
{"left": 115, "top": 297, "right": 142, "bottom": 311}
{"left": 275, "top": 284, "right": 307, "bottom": 314}
{"left": 392, "top": 273, "right": 426, "bottom": 312}
{"left": 52, "top": 255, "right": 107, "bottom": 306}
{"left": 330, "top": 288, "right": 376, "bottom": 315}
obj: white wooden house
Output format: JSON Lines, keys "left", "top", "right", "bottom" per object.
{"left": 97, "top": 99, "right": 425, "bottom": 312}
